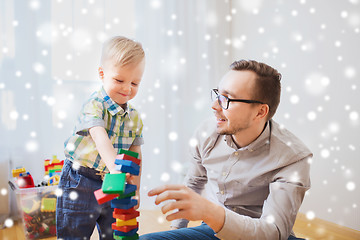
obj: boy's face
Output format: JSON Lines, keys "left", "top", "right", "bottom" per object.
{"left": 99, "top": 59, "right": 145, "bottom": 107}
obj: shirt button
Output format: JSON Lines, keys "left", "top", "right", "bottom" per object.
{"left": 220, "top": 191, "right": 224, "bottom": 195}
{"left": 222, "top": 172, "right": 227, "bottom": 176}
{"left": 234, "top": 152, "right": 239, "bottom": 155}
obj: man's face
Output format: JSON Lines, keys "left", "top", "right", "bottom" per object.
{"left": 212, "top": 70, "right": 260, "bottom": 136}
{"left": 99, "top": 59, "right": 145, "bottom": 107}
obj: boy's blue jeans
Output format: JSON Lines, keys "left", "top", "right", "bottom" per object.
{"left": 139, "top": 222, "right": 305, "bottom": 240}
{"left": 56, "top": 160, "right": 114, "bottom": 240}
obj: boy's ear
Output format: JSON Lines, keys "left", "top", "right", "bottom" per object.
{"left": 98, "top": 67, "right": 104, "bottom": 80}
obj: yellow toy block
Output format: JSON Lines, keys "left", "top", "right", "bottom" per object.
{"left": 12, "top": 167, "right": 26, "bottom": 178}
{"left": 48, "top": 175, "right": 60, "bottom": 185}
{"left": 51, "top": 155, "right": 60, "bottom": 164}
{"left": 41, "top": 198, "right": 57, "bottom": 212}
{"left": 115, "top": 217, "right": 137, "bottom": 227}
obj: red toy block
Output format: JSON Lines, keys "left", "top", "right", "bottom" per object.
{"left": 112, "top": 222, "right": 139, "bottom": 232}
{"left": 94, "top": 188, "right": 119, "bottom": 205}
{"left": 113, "top": 210, "right": 139, "bottom": 221}
{"left": 113, "top": 207, "right": 137, "bottom": 215}
{"left": 50, "top": 226, "right": 56, "bottom": 234}
{"left": 116, "top": 154, "right": 141, "bottom": 166}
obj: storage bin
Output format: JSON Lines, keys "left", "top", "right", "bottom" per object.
{"left": 15, "top": 185, "right": 57, "bottom": 239}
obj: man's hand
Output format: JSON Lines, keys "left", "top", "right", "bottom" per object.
{"left": 148, "top": 184, "right": 225, "bottom": 232}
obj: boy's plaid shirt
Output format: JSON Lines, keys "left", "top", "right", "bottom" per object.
{"left": 64, "top": 87, "right": 144, "bottom": 172}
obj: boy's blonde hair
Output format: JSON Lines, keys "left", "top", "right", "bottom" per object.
{"left": 100, "top": 36, "right": 145, "bottom": 67}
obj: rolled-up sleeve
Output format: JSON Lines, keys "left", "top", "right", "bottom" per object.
{"left": 75, "top": 100, "right": 105, "bottom": 135}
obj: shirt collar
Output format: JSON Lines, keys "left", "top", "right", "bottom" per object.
{"left": 100, "top": 87, "right": 130, "bottom": 118}
{"left": 225, "top": 121, "right": 271, "bottom": 152}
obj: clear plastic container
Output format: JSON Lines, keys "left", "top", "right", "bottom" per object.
{"left": 15, "top": 185, "right": 57, "bottom": 239}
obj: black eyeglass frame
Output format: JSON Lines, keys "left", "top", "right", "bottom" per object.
{"left": 211, "top": 88, "right": 265, "bottom": 110}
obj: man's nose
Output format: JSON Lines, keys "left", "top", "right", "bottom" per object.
{"left": 211, "top": 98, "right": 221, "bottom": 111}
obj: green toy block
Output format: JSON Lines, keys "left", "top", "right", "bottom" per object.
{"left": 117, "top": 191, "right": 136, "bottom": 199}
{"left": 119, "top": 149, "right": 139, "bottom": 159}
{"left": 102, "top": 173, "right": 126, "bottom": 194}
{"left": 114, "top": 233, "right": 139, "bottom": 240}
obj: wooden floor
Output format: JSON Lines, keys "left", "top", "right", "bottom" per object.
{"left": 1, "top": 210, "right": 359, "bottom": 240}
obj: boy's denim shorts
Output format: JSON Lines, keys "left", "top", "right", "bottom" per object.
{"left": 56, "top": 159, "right": 114, "bottom": 240}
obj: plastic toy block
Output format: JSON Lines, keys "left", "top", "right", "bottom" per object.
{"left": 112, "top": 222, "right": 139, "bottom": 232}
{"left": 119, "top": 184, "right": 137, "bottom": 196}
{"left": 119, "top": 149, "right": 139, "bottom": 159}
{"left": 48, "top": 175, "right": 60, "bottom": 185}
{"left": 111, "top": 199, "right": 138, "bottom": 209}
{"left": 94, "top": 188, "right": 119, "bottom": 205}
{"left": 117, "top": 191, "right": 135, "bottom": 200}
{"left": 116, "top": 217, "right": 137, "bottom": 227}
{"left": 116, "top": 154, "right": 141, "bottom": 166}
{"left": 114, "top": 233, "right": 139, "bottom": 240}
{"left": 114, "top": 228, "right": 139, "bottom": 236}
{"left": 114, "top": 207, "right": 137, "bottom": 215}
{"left": 45, "top": 157, "right": 64, "bottom": 175}
{"left": 51, "top": 155, "right": 61, "bottom": 163}
{"left": 102, "top": 173, "right": 126, "bottom": 194}
{"left": 113, "top": 210, "right": 139, "bottom": 221}
{"left": 112, "top": 197, "right": 132, "bottom": 205}
{"left": 49, "top": 171, "right": 62, "bottom": 177}
{"left": 115, "top": 160, "right": 140, "bottom": 175}
{"left": 40, "top": 198, "right": 56, "bottom": 212}
{"left": 12, "top": 167, "right": 26, "bottom": 177}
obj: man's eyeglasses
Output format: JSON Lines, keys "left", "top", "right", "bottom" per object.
{"left": 211, "top": 88, "right": 264, "bottom": 110}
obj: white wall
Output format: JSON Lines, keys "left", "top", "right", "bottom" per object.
{"left": 0, "top": 0, "right": 359, "bottom": 231}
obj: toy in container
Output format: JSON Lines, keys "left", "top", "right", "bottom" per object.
{"left": 15, "top": 185, "right": 57, "bottom": 239}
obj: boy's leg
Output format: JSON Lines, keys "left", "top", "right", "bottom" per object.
{"left": 56, "top": 160, "right": 102, "bottom": 240}
{"left": 139, "top": 222, "right": 220, "bottom": 240}
{"left": 96, "top": 201, "right": 115, "bottom": 239}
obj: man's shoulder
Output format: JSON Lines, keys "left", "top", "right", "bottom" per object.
{"left": 269, "top": 120, "right": 312, "bottom": 163}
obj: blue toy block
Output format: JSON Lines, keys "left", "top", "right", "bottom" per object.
{"left": 112, "top": 197, "right": 132, "bottom": 205}
{"left": 117, "top": 184, "right": 137, "bottom": 199}
{"left": 115, "top": 159, "right": 140, "bottom": 168}
{"left": 115, "top": 160, "right": 140, "bottom": 176}
{"left": 123, "top": 184, "right": 137, "bottom": 195}
{"left": 111, "top": 198, "right": 138, "bottom": 209}
{"left": 114, "top": 228, "right": 139, "bottom": 236}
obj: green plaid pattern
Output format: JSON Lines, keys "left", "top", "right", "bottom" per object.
{"left": 64, "top": 87, "right": 143, "bottom": 172}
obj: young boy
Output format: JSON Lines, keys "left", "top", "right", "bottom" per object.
{"left": 56, "top": 36, "right": 145, "bottom": 239}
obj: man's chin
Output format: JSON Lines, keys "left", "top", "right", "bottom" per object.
{"left": 216, "top": 127, "right": 228, "bottom": 135}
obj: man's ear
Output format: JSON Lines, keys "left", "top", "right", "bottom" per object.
{"left": 256, "top": 104, "right": 269, "bottom": 121}
{"left": 98, "top": 67, "right": 104, "bottom": 81}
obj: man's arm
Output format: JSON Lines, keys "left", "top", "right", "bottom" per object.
{"left": 148, "top": 184, "right": 225, "bottom": 232}
{"left": 148, "top": 156, "right": 311, "bottom": 240}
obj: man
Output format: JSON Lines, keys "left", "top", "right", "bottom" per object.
{"left": 140, "top": 60, "right": 312, "bottom": 240}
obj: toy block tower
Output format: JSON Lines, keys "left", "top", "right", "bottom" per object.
{"left": 94, "top": 149, "right": 141, "bottom": 240}
{"left": 44, "top": 155, "right": 64, "bottom": 177}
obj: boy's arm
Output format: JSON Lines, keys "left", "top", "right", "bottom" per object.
{"left": 89, "top": 126, "right": 118, "bottom": 173}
